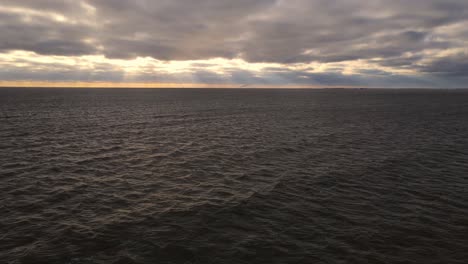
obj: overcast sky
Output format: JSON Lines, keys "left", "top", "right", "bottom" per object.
{"left": 1, "top": 0, "right": 467, "bottom": 87}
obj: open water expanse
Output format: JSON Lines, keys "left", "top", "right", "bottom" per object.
{"left": 1, "top": 88, "right": 468, "bottom": 264}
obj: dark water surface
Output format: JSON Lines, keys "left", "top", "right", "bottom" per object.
{"left": 1, "top": 88, "right": 468, "bottom": 264}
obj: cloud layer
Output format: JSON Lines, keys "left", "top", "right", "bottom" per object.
{"left": 1, "top": 0, "right": 467, "bottom": 87}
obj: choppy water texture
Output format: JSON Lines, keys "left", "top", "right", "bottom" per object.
{"left": 1, "top": 88, "right": 468, "bottom": 264}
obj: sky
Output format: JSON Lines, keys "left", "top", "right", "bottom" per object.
{"left": 0, "top": 0, "right": 467, "bottom": 88}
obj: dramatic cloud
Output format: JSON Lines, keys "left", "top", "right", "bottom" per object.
{"left": 0, "top": 0, "right": 467, "bottom": 87}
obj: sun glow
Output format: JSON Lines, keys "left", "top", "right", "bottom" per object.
{"left": 0, "top": 48, "right": 438, "bottom": 88}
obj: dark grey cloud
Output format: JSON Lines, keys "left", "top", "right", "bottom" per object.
{"left": 0, "top": 6, "right": 97, "bottom": 56}
{"left": 242, "top": 0, "right": 467, "bottom": 64}
{"left": 419, "top": 53, "right": 468, "bottom": 77}
{"left": 100, "top": 0, "right": 275, "bottom": 60}
{"left": 0, "top": 0, "right": 467, "bottom": 86}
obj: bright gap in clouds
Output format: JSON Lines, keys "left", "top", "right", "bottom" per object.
{"left": 0, "top": 50, "right": 440, "bottom": 88}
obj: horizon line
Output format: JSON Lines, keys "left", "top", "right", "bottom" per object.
{"left": 0, "top": 81, "right": 465, "bottom": 90}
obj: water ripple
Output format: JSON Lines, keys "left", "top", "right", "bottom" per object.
{"left": 1, "top": 88, "right": 468, "bottom": 264}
